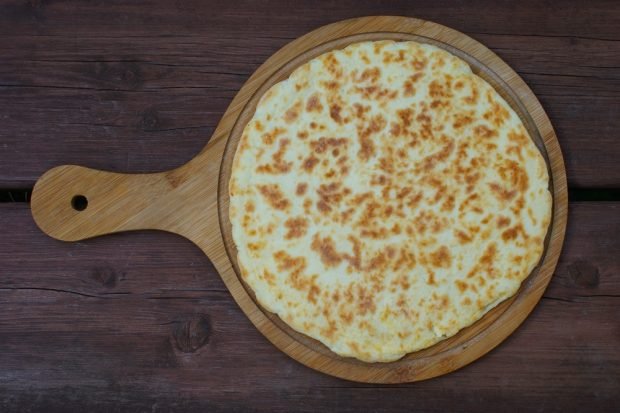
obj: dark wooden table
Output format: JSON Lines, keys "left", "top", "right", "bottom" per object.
{"left": 1, "top": 1, "right": 619, "bottom": 411}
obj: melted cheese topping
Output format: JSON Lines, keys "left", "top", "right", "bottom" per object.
{"left": 229, "top": 41, "right": 552, "bottom": 362}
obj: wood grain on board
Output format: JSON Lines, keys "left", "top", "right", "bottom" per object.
{"left": 0, "top": 201, "right": 618, "bottom": 411}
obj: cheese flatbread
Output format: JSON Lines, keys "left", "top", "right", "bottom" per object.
{"left": 229, "top": 40, "right": 552, "bottom": 362}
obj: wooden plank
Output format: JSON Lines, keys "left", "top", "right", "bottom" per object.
{"left": 0, "top": 0, "right": 618, "bottom": 39}
{"left": 0, "top": 202, "right": 618, "bottom": 411}
{"left": 27, "top": 16, "right": 569, "bottom": 383}
{"left": 1, "top": 0, "right": 619, "bottom": 188}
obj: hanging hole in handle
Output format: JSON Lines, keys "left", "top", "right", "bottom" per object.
{"left": 71, "top": 195, "right": 88, "bottom": 211}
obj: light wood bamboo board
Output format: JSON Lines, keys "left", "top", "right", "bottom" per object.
{"left": 31, "top": 16, "right": 568, "bottom": 382}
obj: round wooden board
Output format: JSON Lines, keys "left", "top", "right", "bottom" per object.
{"left": 31, "top": 16, "right": 568, "bottom": 383}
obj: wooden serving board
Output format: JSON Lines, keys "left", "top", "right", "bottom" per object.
{"left": 30, "top": 16, "right": 568, "bottom": 383}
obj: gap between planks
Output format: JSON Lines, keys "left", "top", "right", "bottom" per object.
{"left": 4, "top": 188, "right": 620, "bottom": 203}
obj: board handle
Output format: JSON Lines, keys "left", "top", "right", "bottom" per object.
{"left": 31, "top": 165, "right": 187, "bottom": 242}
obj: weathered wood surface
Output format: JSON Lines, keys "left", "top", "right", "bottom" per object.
{"left": 0, "top": 202, "right": 618, "bottom": 412}
{"left": 1, "top": 0, "right": 619, "bottom": 411}
{"left": 0, "top": 0, "right": 619, "bottom": 188}
{"left": 27, "top": 15, "right": 569, "bottom": 383}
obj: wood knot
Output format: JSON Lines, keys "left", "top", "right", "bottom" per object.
{"left": 92, "top": 266, "right": 120, "bottom": 288}
{"left": 173, "top": 314, "right": 211, "bottom": 353}
{"left": 394, "top": 365, "right": 415, "bottom": 382}
{"left": 29, "top": 0, "right": 44, "bottom": 10}
{"left": 165, "top": 171, "right": 186, "bottom": 189}
{"left": 568, "top": 261, "right": 600, "bottom": 288}
{"left": 92, "top": 61, "right": 143, "bottom": 89}
{"left": 141, "top": 109, "right": 160, "bottom": 131}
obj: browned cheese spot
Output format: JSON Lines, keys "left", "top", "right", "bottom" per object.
{"left": 441, "top": 195, "right": 455, "bottom": 212}
{"left": 273, "top": 250, "right": 307, "bottom": 286}
{"left": 390, "top": 122, "right": 402, "bottom": 137}
{"left": 508, "top": 131, "right": 530, "bottom": 146}
{"left": 306, "top": 93, "right": 324, "bottom": 113}
{"left": 411, "top": 56, "right": 427, "bottom": 70}
{"left": 311, "top": 234, "right": 343, "bottom": 267}
{"left": 431, "top": 100, "right": 449, "bottom": 109}
{"left": 261, "top": 127, "right": 285, "bottom": 145}
{"left": 397, "top": 108, "right": 414, "bottom": 129}
{"left": 435, "top": 294, "right": 450, "bottom": 310}
{"left": 258, "top": 184, "right": 290, "bottom": 210}
{"left": 416, "top": 111, "right": 434, "bottom": 141}
{"left": 353, "top": 103, "right": 370, "bottom": 119}
{"left": 263, "top": 270, "right": 276, "bottom": 286}
{"left": 404, "top": 80, "right": 415, "bottom": 96}
{"left": 256, "top": 138, "right": 291, "bottom": 174}
{"left": 357, "top": 285, "right": 376, "bottom": 315}
{"left": 342, "top": 236, "right": 362, "bottom": 271}
{"left": 322, "top": 53, "right": 342, "bottom": 78}
{"left": 502, "top": 224, "right": 527, "bottom": 241}
{"left": 358, "top": 114, "right": 386, "bottom": 161}
{"left": 296, "top": 183, "right": 308, "bottom": 196}
{"left": 455, "top": 230, "right": 473, "bottom": 244}
{"left": 284, "top": 217, "right": 309, "bottom": 239}
{"left": 338, "top": 309, "right": 353, "bottom": 325}
{"left": 303, "top": 198, "right": 312, "bottom": 214}
{"left": 497, "top": 216, "right": 511, "bottom": 228}
{"left": 323, "top": 81, "right": 339, "bottom": 91}
{"left": 310, "top": 137, "right": 348, "bottom": 154}
{"left": 498, "top": 159, "right": 530, "bottom": 193}
{"left": 480, "top": 243, "right": 497, "bottom": 267}
{"left": 297, "top": 130, "right": 309, "bottom": 140}
{"left": 459, "top": 192, "right": 480, "bottom": 212}
{"left": 316, "top": 182, "right": 344, "bottom": 213}
{"left": 284, "top": 102, "right": 301, "bottom": 124}
{"left": 430, "top": 246, "right": 452, "bottom": 268}
{"left": 429, "top": 80, "right": 450, "bottom": 99}
{"left": 474, "top": 125, "right": 498, "bottom": 140}
{"left": 373, "top": 42, "right": 386, "bottom": 55}
{"left": 432, "top": 55, "right": 446, "bottom": 69}
{"left": 337, "top": 155, "right": 350, "bottom": 176}
{"left": 393, "top": 248, "right": 416, "bottom": 272}
{"left": 453, "top": 113, "right": 473, "bottom": 129}
{"left": 422, "top": 137, "right": 455, "bottom": 171}
{"left": 248, "top": 242, "right": 263, "bottom": 252}
{"left": 489, "top": 183, "right": 518, "bottom": 202}
{"left": 455, "top": 280, "right": 468, "bottom": 293}
{"left": 507, "top": 145, "right": 524, "bottom": 161}
{"left": 308, "top": 280, "right": 321, "bottom": 305}
{"left": 360, "top": 67, "right": 381, "bottom": 83}
{"left": 464, "top": 83, "right": 479, "bottom": 105}
{"left": 316, "top": 200, "right": 330, "bottom": 213}
{"left": 329, "top": 104, "right": 342, "bottom": 124}
{"left": 487, "top": 101, "right": 510, "bottom": 127}
{"left": 303, "top": 155, "right": 320, "bottom": 172}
